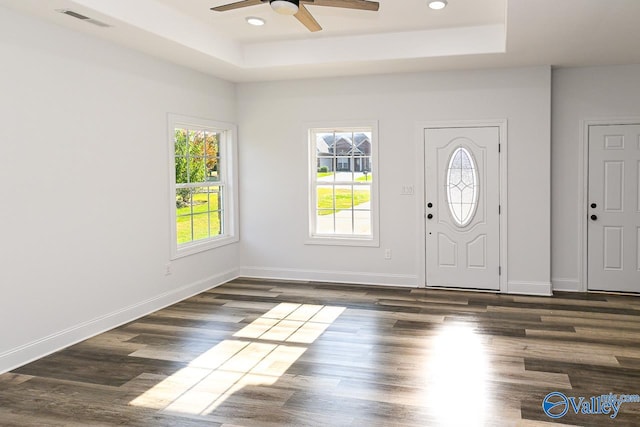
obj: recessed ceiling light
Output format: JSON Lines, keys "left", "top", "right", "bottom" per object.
{"left": 428, "top": 0, "right": 448, "bottom": 10}
{"left": 246, "top": 16, "right": 265, "bottom": 26}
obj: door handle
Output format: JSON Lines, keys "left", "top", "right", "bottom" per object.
{"left": 427, "top": 202, "right": 433, "bottom": 208}
{"left": 427, "top": 214, "right": 433, "bottom": 219}
{"left": 590, "top": 214, "right": 598, "bottom": 221}
{"left": 590, "top": 203, "right": 597, "bottom": 209}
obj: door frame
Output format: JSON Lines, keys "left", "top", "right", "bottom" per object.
{"left": 579, "top": 117, "right": 640, "bottom": 292}
{"left": 416, "top": 119, "right": 508, "bottom": 292}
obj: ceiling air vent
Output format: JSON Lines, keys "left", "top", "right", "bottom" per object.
{"left": 56, "top": 9, "right": 111, "bottom": 28}
{"left": 85, "top": 19, "right": 111, "bottom": 28}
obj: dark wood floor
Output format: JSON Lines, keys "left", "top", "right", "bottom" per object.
{"left": 2, "top": 278, "right": 640, "bottom": 426}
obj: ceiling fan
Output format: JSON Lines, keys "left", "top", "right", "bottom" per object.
{"left": 211, "top": 0, "right": 380, "bottom": 32}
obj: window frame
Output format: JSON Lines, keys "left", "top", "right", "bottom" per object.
{"left": 169, "top": 114, "right": 239, "bottom": 259}
{"left": 306, "top": 120, "right": 380, "bottom": 247}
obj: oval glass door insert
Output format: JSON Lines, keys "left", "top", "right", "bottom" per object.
{"left": 446, "top": 147, "right": 479, "bottom": 227}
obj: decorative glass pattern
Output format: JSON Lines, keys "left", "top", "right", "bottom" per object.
{"left": 446, "top": 147, "right": 479, "bottom": 227}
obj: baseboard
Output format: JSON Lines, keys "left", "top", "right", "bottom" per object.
{"left": 0, "top": 268, "right": 239, "bottom": 375}
{"left": 507, "top": 280, "right": 553, "bottom": 296}
{"left": 239, "top": 266, "right": 418, "bottom": 288}
{"left": 552, "top": 278, "right": 583, "bottom": 292}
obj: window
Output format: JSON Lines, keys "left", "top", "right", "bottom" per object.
{"left": 308, "top": 122, "right": 379, "bottom": 246}
{"left": 169, "top": 114, "right": 238, "bottom": 258}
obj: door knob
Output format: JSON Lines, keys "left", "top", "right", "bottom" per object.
{"left": 427, "top": 214, "right": 433, "bottom": 219}
{"left": 590, "top": 214, "right": 598, "bottom": 221}
{"left": 590, "top": 203, "right": 597, "bottom": 209}
{"left": 427, "top": 202, "right": 433, "bottom": 208}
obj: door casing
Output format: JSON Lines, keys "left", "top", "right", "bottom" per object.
{"left": 416, "top": 120, "right": 508, "bottom": 292}
{"left": 579, "top": 118, "right": 640, "bottom": 292}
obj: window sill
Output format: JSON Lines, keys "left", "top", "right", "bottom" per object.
{"left": 305, "top": 236, "right": 379, "bottom": 248}
{"left": 171, "top": 235, "right": 238, "bottom": 260}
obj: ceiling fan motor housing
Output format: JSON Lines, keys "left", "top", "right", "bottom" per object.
{"left": 270, "top": 0, "right": 300, "bottom": 15}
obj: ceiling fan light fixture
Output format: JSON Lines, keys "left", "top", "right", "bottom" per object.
{"left": 428, "top": 0, "right": 448, "bottom": 10}
{"left": 270, "top": 0, "right": 299, "bottom": 15}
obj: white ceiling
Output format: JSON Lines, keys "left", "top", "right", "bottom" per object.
{"left": 164, "top": 0, "right": 507, "bottom": 43}
{"left": 2, "top": 0, "right": 640, "bottom": 82}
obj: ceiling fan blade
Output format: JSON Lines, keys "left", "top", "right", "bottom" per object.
{"left": 295, "top": 4, "right": 322, "bottom": 32}
{"left": 211, "top": 0, "right": 267, "bottom": 12}
{"left": 302, "top": 0, "right": 379, "bottom": 12}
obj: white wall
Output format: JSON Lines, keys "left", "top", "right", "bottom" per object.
{"left": 0, "top": 7, "right": 239, "bottom": 372}
{"left": 0, "top": 4, "right": 561, "bottom": 373}
{"left": 551, "top": 64, "right": 640, "bottom": 291}
{"left": 237, "top": 67, "right": 552, "bottom": 293}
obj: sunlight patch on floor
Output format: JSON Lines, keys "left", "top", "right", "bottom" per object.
{"left": 130, "top": 303, "right": 345, "bottom": 415}
{"left": 426, "top": 323, "right": 491, "bottom": 425}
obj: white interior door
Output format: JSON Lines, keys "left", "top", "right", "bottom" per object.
{"left": 588, "top": 124, "right": 640, "bottom": 292}
{"left": 425, "top": 127, "right": 500, "bottom": 290}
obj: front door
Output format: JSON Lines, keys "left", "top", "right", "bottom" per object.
{"left": 587, "top": 124, "right": 640, "bottom": 292}
{"left": 425, "top": 127, "right": 500, "bottom": 290}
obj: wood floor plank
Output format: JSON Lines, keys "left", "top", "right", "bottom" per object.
{"left": 2, "top": 278, "right": 640, "bottom": 426}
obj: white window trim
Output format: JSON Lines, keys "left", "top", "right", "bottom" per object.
{"left": 305, "top": 120, "right": 380, "bottom": 247}
{"left": 168, "top": 114, "right": 239, "bottom": 259}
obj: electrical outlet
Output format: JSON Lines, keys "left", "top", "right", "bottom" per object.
{"left": 384, "top": 249, "right": 392, "bottom": 260}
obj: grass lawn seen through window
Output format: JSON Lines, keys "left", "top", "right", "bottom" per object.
{"left": 317, "top": 187, "right": 370, "bottom": 214}
{"left": 176, "top": 189, "right": 222, "bottom": 244}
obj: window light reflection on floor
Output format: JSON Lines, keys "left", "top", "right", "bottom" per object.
{"left": 130, "top": 303, "right": 345, "bottom": 415}
{"left": 426, "top": 323, "right": 490, "bottom": 425}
